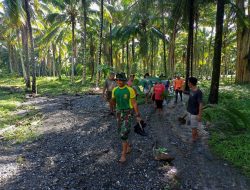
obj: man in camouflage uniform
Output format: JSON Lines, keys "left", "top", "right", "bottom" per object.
{"left": 112, "top": 72, "right": 142, "bottom": 163}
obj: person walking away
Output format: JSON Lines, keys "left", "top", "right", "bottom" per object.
{"left": 164, "top": 78, "right": 171, "bottom": 104}
{"left": 102, "top": 72, "right": 117, "bottom": 115}
{"left": 127, "top": 74, "right": 138, "bottom": 98}
{"left": 127, "top": 74, "right": 135, "bottom": 87}
{"left": 165, "top": 78, "right": 170, "bottom": 93}
{"left": 174, "top": 76, "right": 184, "bottom": 103}
{"left": 187, "top": 77, "right": 203, "bottom": 142}
{"left": 153, "top": 81, "right": 165, "bottom": 116}
{"left": 143, "top": 73, "right": 152, "bottom": 104}
{"left": 112, "top": 72, "right": 142, "bottom": 163}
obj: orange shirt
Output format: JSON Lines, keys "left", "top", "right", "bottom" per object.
{"left": 174, "top": 79, "right": 184, "bottom": 90}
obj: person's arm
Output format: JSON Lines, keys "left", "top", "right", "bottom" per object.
{"left": 102, "top": 80, "right": 107, "bottom": 97}
{"left": 198, "top": 102, "right": 202, "bottom": 122}
{"left": 197, "top": 90, "right": 203, "bottom": 122}
{"left": 131, "top": 98, "right": 141, "bottom": 121}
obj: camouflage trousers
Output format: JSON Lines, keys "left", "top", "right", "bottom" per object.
{"left": 116, "top": 110, "right": 132, "bottom": 141}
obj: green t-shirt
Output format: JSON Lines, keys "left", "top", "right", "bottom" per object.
{"left": 112, "top": 85, "right": 136, "bottom": 110}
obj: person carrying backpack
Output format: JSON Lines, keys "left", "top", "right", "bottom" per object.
{"left": 112, "top": 72, "right": 142, "bottom": 163}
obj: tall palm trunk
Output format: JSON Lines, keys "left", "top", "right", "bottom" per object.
{"left": 235, "top": 0, "right": 250, "bottom": 83}
{"left": 208, "top": 0, "right": 225, "bottom": 104}
{"left": 208, "top": 26, "right": 214, "bottom": 77}
{"left": 185, "top": 0, "right": 195, "bottom": 91}
{"left": 108, "top": 0, "right": 113, "bottom": 68}
{"left": 109, "top": 23, "right": 113, "bottom": 67}
{"left": 90, "top": 33, "right": 95, "bottom": 81}
{"left": 58, "top": 47, "right": 62, "bottom": 80}
{"left": 126, "top": 41, "right": 129, "bottom": 77}
{"left": 132, "top": 37, "right": 135, "bottom": 62}
{"left": 161, "top": 0, "right": 167, "bottom": 76}
{"left": 52, "top": 44, "right": 56, "bottom": 77}
{"left": 71, "top": 15, "right": 76, "bottom": 81}
{"left": 150, "top": 36, "right": 154, "bottom": 76}
{"left": 194, "top": 12, "right": 199, "bottom": 77}
{"left": 96, "top": 0, "right": 104, "bottom": 87}
{"left": 7, "top": 42, "right": 13, "bottom": 74}
{"left": 21, "top": 25, "right": 31, "bottom": 88}
{"left": 81, "top": 0, "right": 87, "bottom": 84}
{"left": 17, "top": 30, "right": 27, "bottom": 81}
{"left": 168, "top": 23, "right": 177, "bottom": 76}
{"left": 24, "top": 0, "right": 36, "bottom": 93}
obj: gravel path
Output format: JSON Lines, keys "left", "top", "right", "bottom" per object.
{"left": 0, "top": 94, "right": 250, "bottom": 190}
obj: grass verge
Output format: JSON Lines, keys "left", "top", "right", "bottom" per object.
{"left": 204, "top": 84, "right": 250, "bottom": 176}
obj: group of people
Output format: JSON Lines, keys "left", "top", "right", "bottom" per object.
{"left": 102, "top": 72, "right": 203, "bottom": 163}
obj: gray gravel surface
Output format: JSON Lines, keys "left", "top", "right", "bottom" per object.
{"left": 1, "top": 94, "right": 250, "bottom": 190}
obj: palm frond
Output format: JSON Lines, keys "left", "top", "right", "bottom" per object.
{"left": 151, "top": 27, "right": 169, "bottom": 43}
{"left": 229, "top": 1, "right": 250, "bottom": 28}
{"left": 203, "top": 104, "right": 249, "bottom": 131}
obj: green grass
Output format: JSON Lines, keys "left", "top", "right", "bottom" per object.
{"left": 3, "top": 114, "right": 42, "bottom": 144}
{"left": 0, "top": 89, "right": 25, "bottom": 129}
{"left": 37, "top": 77, "right": 93, "bottom": 96}
{"left": 203, "top": 83, "right": 250, "bottom": 176}
{"left": 209, "top": 132, "right": 250, "bottom": 176}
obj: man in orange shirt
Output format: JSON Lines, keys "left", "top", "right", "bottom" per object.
{"left": 174, "top": 76, "right": 184, "bottom": 103}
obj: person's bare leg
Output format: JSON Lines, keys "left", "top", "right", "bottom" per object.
{"left": 192, "top": 128, "right": 198, "bottom": 142}
{"left": 126, "top": 143, "right": 131, "bottom": 154}
{"left": 119, "top": 141, "right": 128, "bottom": 163}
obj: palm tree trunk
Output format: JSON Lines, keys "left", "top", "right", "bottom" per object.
{"left": 208, "top": 0, "right": 225, "bottom": 104}
{"left": 71, "top": 15, "right": 76, "bottom": 81}
{"left": 208, "top": 26, "right": 214, "bottom": 77}
{"left": 96, "top": 0, "right": 104, "bottom": 87}
{"left": 185, "top": 0, "right": 195, "bottom": 91}
{"left": 126, "top": 41, "right": 129, "bottom": 77}
{"left": 21, "top": 25, "right": 30, "bottom": 88}
{"left": 7, "top": 43, "right": 13, "bottom": 74}
{"left": 52, "top": 44, "right": 56, "bottom": 77}
{"left": 132, "top": 37, "right": 135, "bottom": 62}
{"left": 109, "top": 23, "right": 113, "bottom": 67}
{"left": 90, "top": 33, "right": 95, "bottom": 81}
{"left": 24, "top": 0, "right": 36, "bottom": 93}
{"left": 58, "top": 48, "right": 62, "bottom": 80}
{"left": 194, "top": 12, "right": 199, "bottom": 76}
{"left": 161, "top": 0, "right": 167, "bottom": 76}
{"left": 150, "top": 36, "right": 154, "bottom": 76}
{"left": 17, "top": 30, "right": 27, "bottom": 80}
{"left": 235, "top": 0, "right": 250, "bottom": 83}
{"left": 81, "top": 0, "right": 87, "bottom": 84}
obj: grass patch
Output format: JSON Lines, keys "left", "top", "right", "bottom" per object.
{"left": 2, "top": 113, "right": 42, "bottom": 144}
{"left": 209, "top": 132, "right": 250, "bottom": 176}
{"left": 203, "top": 83, "right": 250, "bottom": 176}
{"left": 36, "top": 77, "right": 93, "bottom": 96}
{"left": 0, "top": 89, "right": 25, "bottom": 129}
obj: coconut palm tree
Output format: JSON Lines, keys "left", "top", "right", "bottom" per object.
{"left": 3, "top": 0, "right": 30, "bottom": 87}
{"left": 96, "top": 0, "right": 104, "bottom": 87}
{"left": 24, "top": 0, "right": 36, "bottom": 93}
{"left": 80, "top": 0, "right": 89, "bottom": 85}
{"left": 45, "top": 0, "right": 79, "bottom": 81}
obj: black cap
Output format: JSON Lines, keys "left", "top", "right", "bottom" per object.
{"left": 115, "top": 72, "right": 127, "bottom": 81}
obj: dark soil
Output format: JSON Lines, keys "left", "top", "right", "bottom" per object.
{"left": 1, "top": 94, "right": 250, "bottom": 190}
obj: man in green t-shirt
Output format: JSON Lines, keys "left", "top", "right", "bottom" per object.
{"left": 112, "top": 72, "right": 142, "bottom": 163}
